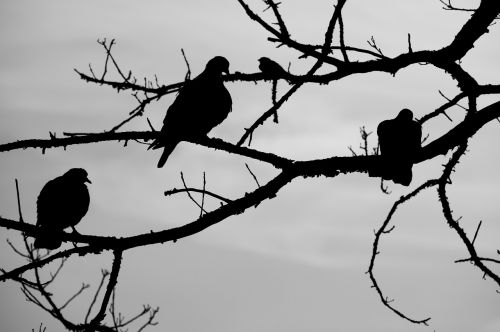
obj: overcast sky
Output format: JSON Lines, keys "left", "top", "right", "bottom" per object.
{"left": 1, "top": 1, "right": 500, "bottom": 331}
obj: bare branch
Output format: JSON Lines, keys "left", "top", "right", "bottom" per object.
{"left": 181, "top": 48, "right": 191, "bottom": 81}
{"left": 89, "top": 250, "right": 123, "bottom": 326}
{"left": 180, "top": 172, "right": 208, "bottom": 214}
{"left": 85, "top": 269, "right": 110, "bottom": 323}
{"left": 368, "top": 178, "right": 438, "bottom": 325}
{"left": 263, "top": 0, "right": 290, "bottom": 38}
{"left": 245, "top": 163, "right": 261, "bottom": 188}
{"left": 472, "top": 220, "right": 482, "bottom": 246}
{"left": 437, "top": 143, "right": 500, "bottom": 286}
{"left": 59, "top": 282, "right": 90, "bottom": 311}
{"left": 15, "top": 179, "right": 24, "bottom": 223}
{"left": 164, "top": 187, "right": 232, "bottom": 204}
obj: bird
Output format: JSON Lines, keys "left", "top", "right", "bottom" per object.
{"left": 34, "top": 168, "right": 91, "bottom": 250}
{"left": 258, "top": 57, "right": 288, "bottom": 80}
{"left": 149, "top": 56, "right": 232, "bottom": 167}
{"left": 376, "top": 108, "right": 422, "bottom": 186}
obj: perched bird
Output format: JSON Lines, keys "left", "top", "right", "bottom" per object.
{"left": 258, "top": 57, "right": 288, "bottom": 80}
{"left": 149, "top": 56, "right": 232, "bottom": 167}
{"left": 35, "top": 168, "right": 91, "bottom": 249}
{"left": 376, "top": 109, "right": 422, "bottom": 186}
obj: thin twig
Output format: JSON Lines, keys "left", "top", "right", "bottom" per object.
{"left": 245, "top": 163, "right": 261, "bottom": 188}
{"left": 368, "top": 179, "right": 438, "bottom": 325}
{"left": 15, "top": 179, "right": 24, "bottom": 223}
{"left": 472, "top": 220, "right": 482, "bottom": 246}
{"left": 180, "top": 172, "right": 208, "bottom": 214}
{"left": 200, "top": 172, "right": 207, "bottom": 218}
{"left": 85, "top": 269, "right": 110, "bottom": 323}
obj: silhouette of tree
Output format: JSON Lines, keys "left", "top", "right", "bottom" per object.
{"left": 1, "top": 0, "right": 500, "bottom": 330}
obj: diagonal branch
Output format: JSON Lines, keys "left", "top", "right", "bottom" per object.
{"left": 264, "top": 0, "right": 290, "bottom": 38}
{"left": 89, "top": 250, "right": 123, "bottom": 326}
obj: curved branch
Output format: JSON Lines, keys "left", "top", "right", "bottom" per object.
{"left": 164, "top": 187, "right": 232, "bottom": 203}
{"left": 437, "top": 143, "right": 500, "bottom": 286}
{"left": 368, "top": 179, "right": 438, "bottom": 325}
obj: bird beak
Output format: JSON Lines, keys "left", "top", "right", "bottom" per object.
{"left": 85, "top": 177, "right": 92, "bottom": 184}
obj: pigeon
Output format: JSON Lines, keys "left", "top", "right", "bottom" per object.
{"left": 149, "top": 56, "right": 232, "bottom": 167}
{"left": 34, "top": 168, "right": 91, "bottom": 249}
{"left": 258, "top": 57, "right": 288, "bottom": 80}
{"left": 376, "top": 109, "right": 422, "bottom": 186}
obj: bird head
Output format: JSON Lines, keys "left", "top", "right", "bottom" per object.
{"left": 397, "top": 108, "right": 414, "bottom": 121}
{"left": 258, "top": 57, "right": 270, "bottom": 70}
{"left": 205, "top": 56, "right": 230, "bottom": 75}
{"left": 64, "top": 168, "right": 91, "bottom": 184}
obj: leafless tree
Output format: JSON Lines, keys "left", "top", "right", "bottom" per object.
{"left": 1, "top": 0, "right": 500, "bottom": 330}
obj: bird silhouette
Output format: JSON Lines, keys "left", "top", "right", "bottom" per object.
{"left": 34, "top": 168, "right": 91, "bottom": 250}
{"left": 149, "top": 56, "right": 232, "bottom": 167}
{"left": 258, "top": 57, "right": 288, "bottom": 80}
{"left": 376, "top": 109, "right": 422, "bottom": 186}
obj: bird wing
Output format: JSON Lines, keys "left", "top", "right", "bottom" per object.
{"left": 149, "top": 79, "right": 199, "bottom": 150}
{"left": 37, "top": 177, "right": 90, "bottom": 230}
{"left": 410, "top": 121, "right": 422, "bottom": 151}
{"left": 150, "top": 67, "right": 232, "bottom": 164}
{"left": 377, "top": 119, "right": 394, "bottom": 156}
{"left": 259, "top": 58, "right": 286, "bottom": 78}
{"left": 62, "top": 183, "right": 90, "bottom": 225}
{"left": 199, "top": 80, "right": 232, "bottom": 132}
{"left": 168, "top": 73, "right": 232, "bottom": 137}
{"left": 36, "top": 178, "right": 61, "bottom": 228}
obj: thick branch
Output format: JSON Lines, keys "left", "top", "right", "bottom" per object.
{"left": 0, "top": 170, "right": 298, "bottom": 281}
{"left": 443, "top": 0, "right": 500, "bottom": 61}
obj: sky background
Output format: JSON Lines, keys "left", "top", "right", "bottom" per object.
{"left": 1, "top": 0, "right": 500, "bottom": 331}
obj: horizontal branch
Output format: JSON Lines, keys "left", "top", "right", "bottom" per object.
{"left": 2, "top": 98, "right": 499, "bottom": 181}
{"left": 75, "top": 69, "right": 183, "bottom": 94}
{"left": 0, "top": 131, "right": 155, "bottom": 153}
{"left": 455, "top": 257, "right": 500, "bottom": 264}
{"left": 164, "top": 187, "right": 232, "bottom": 203}
{"left": 0, "top": 132, "right": 292, "bottom": 169}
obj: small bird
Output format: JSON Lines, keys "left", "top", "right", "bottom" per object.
{"left": 35, "top": 168, "right": 91, "bottom": 249}
{"left": 258, "top": 57, "right": 288, "bottom": 80}
{"left": 149, "top": 56, "right": 232, "bottom": 167}
{"left": 376, "top": 109, "right": 422, "bottom": 186}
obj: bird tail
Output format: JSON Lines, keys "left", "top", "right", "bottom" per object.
{"left": 157, "top": 140, "right": 178, "bottom": 168}
{"left": 391, "top": 166, "right": 413, "bottom": 186}
{"left": 148, "top": 138, "right": 163, "bottom": 151}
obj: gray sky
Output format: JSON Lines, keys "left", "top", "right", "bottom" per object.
{"left": 1, "top": 1, "right": 500, "bottom": 331}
